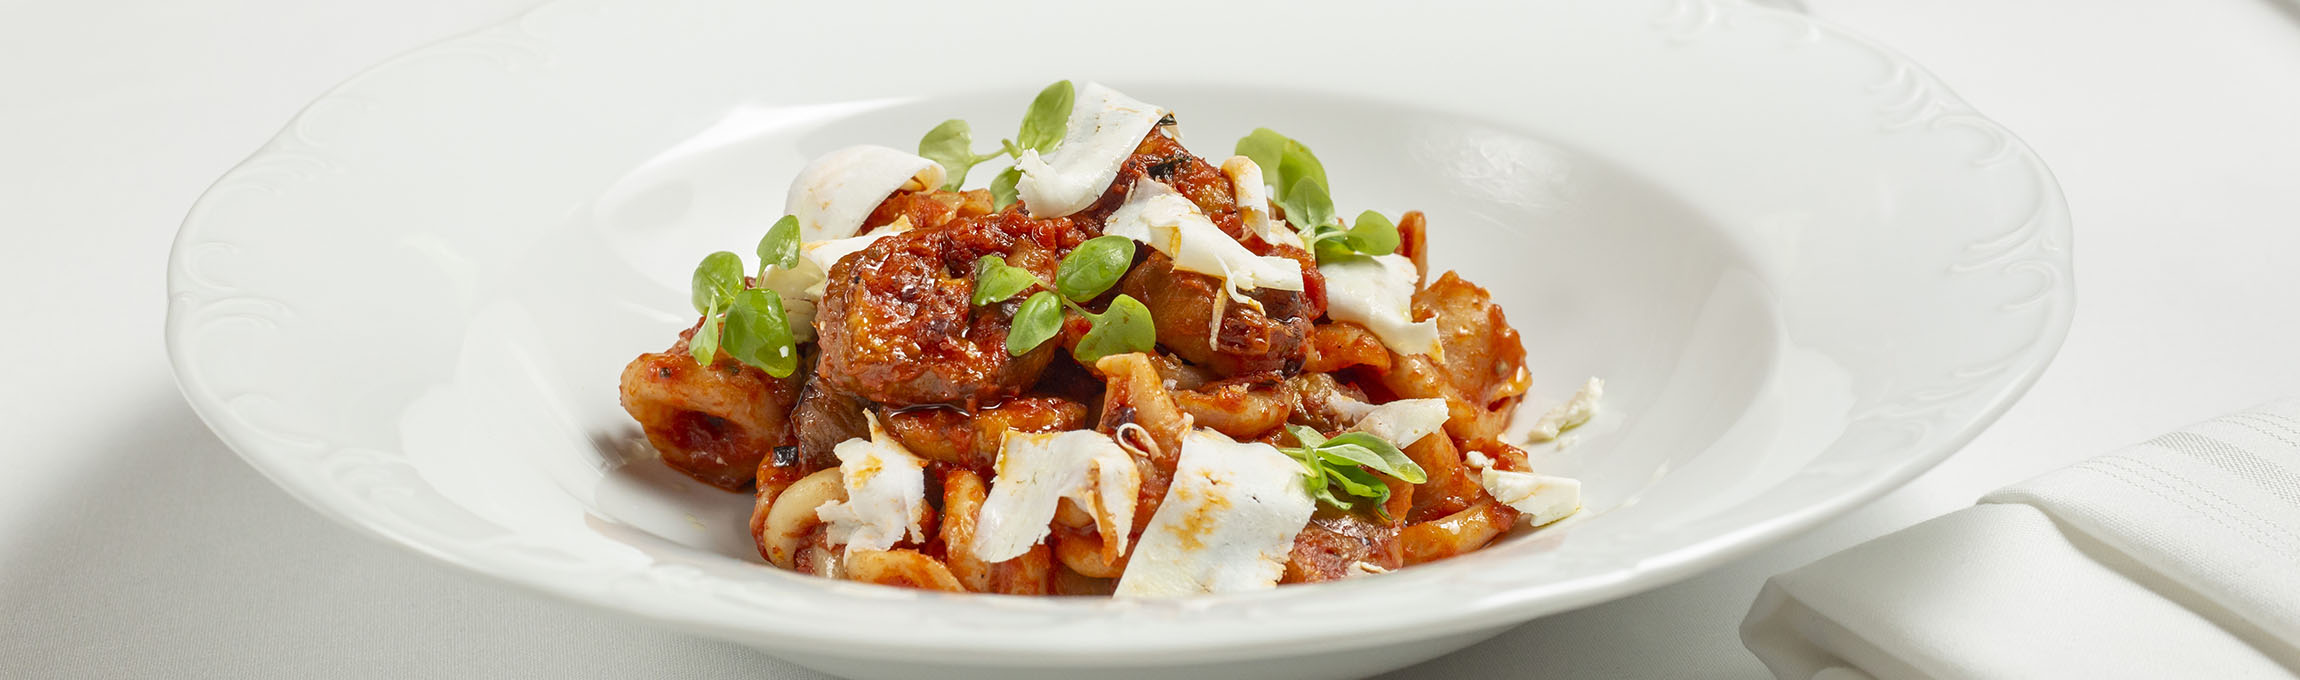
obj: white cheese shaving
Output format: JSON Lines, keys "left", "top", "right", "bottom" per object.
{"left": 1479, "top": 469, "right": 1582, "bottom": 526}
{"left": 1104, "top": 179, "right": 1305, "bottom": 304}
{"left": 813, "top": 413, "right": 929, "bottom": 556}
{"left": 1346, "top": 561, "right": 1391, "bottom": 577}
{"left": 972, "top": 429, "right": 1142, "bottom": 563}
{"left": 1221, "top": 156, "right": 1303, "bottom": 249}
{"left": 1318, "top": 254, "right": 1441, "bottom": 357}
{"left": 1526, "top": 377, "right": 1604, "bottom": 442}
{"left": 1463, "top": 449, "right": 1495, "bottom": 469}
{"left": 785, "top": 145, "right": 944, "bottom": 241}
{"left": 1346, "top": 398, "right": 1450, "bottom": 449}
{"left": 1015, "top": 82, "right": 1167, "bottom": 218}
{"left": 1114, "top": 429, "right": 1316, "bottom": 598}
{"left": 1457, "top": 442, "right": 1583, "bottom": 527}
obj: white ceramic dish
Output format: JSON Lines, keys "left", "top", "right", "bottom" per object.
{"left": 164, "top": 1, "right": 2071, "bottom": 678}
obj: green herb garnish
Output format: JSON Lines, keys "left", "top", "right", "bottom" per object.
{"left": 988, "top": 167, "right": 1023, "bottom": 211}
{"left": 1234, "top": 128, "right": 1400, "bottom": 263}
{"left": 971, "top": 255, "right": 1041, "bottom": 307}
{"left": 917, "top": 81, "right": 1075, "bottom": 199}
{"left": 1279, "top": 424, "right": 1428, "bottom": 520}
{"left": 970, "top": 236, "right": 1150, "bottom": 362}
{"left": 755, "top": 215, "right": 800, "bottom": 279}
{"left": 1054, "top": 235, "right": 1135, "bottom": 302}
{"left": 1005, "top": 291, "right": 1065, "bottom": 356}
{"left": 721, "top": 287, "right": 797, "bottom": 378}
{"left": 686, "top": 235, "right": 802, "bottom": 377}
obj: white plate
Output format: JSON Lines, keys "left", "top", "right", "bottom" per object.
{"left": 164, "top": 1, "right": 2071, "bottom": 678}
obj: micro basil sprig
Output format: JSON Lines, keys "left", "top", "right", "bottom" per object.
{"left": 754, "top": 215, "right": 800, "bottom": 280}
{"left": 918, "top": 81, "right": 1075, "bottom": 210}
{"left": 687, "top": 221, "right": 803, "bottom": 378}
{"left": 1280, "top": 424, "right": 1429, "bottom": 521}
{"left": 1234, "top": 128, "right": 1400, "bottom": 264}
{"left": 970, "top": 235, "right": 1152, "bottom": 364}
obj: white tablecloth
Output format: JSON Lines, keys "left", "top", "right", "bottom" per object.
{"left": 6, "top": 1, "right": 2298, "bottom": 677}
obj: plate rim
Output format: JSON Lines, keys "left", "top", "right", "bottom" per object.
{"left": 164, "top": 0, "right": 2075, "bottom": 662}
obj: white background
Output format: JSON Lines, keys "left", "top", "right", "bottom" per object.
{"left": 5, "top": 1, "right": 2297, "bottom": 677}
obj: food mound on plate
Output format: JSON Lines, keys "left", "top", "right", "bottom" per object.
{"left": 618, "top": 81, "right": 1588, "bottom": 597}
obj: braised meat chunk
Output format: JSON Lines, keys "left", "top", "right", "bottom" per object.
{"left": 1119, "top": 251, "right": 1314, "bottom": 377}
{"left": 812, "top": 214, "right": 1090, "bottom": 407}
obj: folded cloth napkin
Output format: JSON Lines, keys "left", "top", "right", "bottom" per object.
{"left": 1742, "top": 399, "right": 2300, "bottom": 680}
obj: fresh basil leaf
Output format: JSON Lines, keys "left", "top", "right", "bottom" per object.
{"left": 757, "top": 215, "right": 801, "bottom": 274}
{"left": 1234, "top": 128, "right": 1291, "bottom": 187}
{"left": 1318, "top": 432, "right": 1428, "bottom": 484}
{"left": 1281, "top": 178, "right": 1336, "bottom": 232}
{"left": 971, "top": 255, "right": 1039, "bottom": 306}
{"left": 722, "top": 288, "right": 798, "bottom": 378}
{"left": 1308, "top": 479, "right": 1353, "bottom": 513}
{"left": 918, "top": 119, "right": 983, "bottom": 190}
{"left": 1055, "top": 235, "right": 1135, "bottom": 302}
{"left": 1347, "top": 210, "right": 1398, "bottom": 256}
{"left": 1311, "top": 235, "right": 1358, "bottom": 264}
{"left": 1071, "top": 294, "right": 1155, "bottom": 364}
{"left": 1236, "top": 128, "right": 1330, "bottom": 200}
{"left": 1275, "top": 145, "right": 1329, "bottom": 203}
{"left": 1284, "top": 424, "right": 1329, "bottom": 449}
{"left": 691, "top": 251, "right": 744, "bottom": 314}
{"left": 1017, "top": 81, "right": 1075, "bottom": 154}
{"left": 1006, "top": 291, "right": 1062, "bottom": 356}
{"left": 688, "top": 300, "right": 724, "bottom": 366}
{"left": 990, "top": 166, "right": 1022, "bottom": 212}
{"left": 1320, "top": 458, "right": 1391, "bottom": 506}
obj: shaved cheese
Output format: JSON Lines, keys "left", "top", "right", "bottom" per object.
{"left": 1221, "top": 156, "right": 1303, "bottom": 249}
{"left": 1115, "top": 429, "right": 1316, "bottom": 598}
{"left": 1104, "top": 179, "right": 1305, "bottom": 304}
{"left": 1318, "top": 254, "right": 1440, "bottom": 357}
{"left": 785, "top": 145, "right": 944, "bottom": 241}
{"left": 1457, "top": 443, "right": 1583, "bottom": 527}
{"left": 1479, "top": 469, "right": 1582, "bottom": 526}
{"left": 1347, "top": 397, "right": 1449, "bottom": 449}
{"left": 1463, "top": 449, "right": 1495, "bottom": 469}
{"left": 1526, "top": 377, "right": 1604, "bottom": 442}
{"left": 754, "top": 217, "right": 916, "bottom": 342}
{"left": 972, "top": 430, "right": 1142, "bottom": 563}
{"left": 814, "top": 413, "right": 929, "bottom": 556}
{"left": 1014, "top": 82, "right": 1168, "bottom": 218}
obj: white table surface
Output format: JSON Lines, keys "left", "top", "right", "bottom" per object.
{"left": 6, "top": 1, "right": 2297, "bottom": 677}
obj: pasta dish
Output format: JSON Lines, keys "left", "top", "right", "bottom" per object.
{"left": 618, "top": 82, "right": 1593, "bottom": 597}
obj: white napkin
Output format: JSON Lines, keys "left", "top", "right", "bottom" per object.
{"left": 1742, "top": 399, "right": 2300, "bottom": 680}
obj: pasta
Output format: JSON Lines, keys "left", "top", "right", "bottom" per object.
{"left": 619, "top": 81, "right": 1593, "bottom": 597}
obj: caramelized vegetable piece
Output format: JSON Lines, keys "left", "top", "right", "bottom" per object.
{"left": 1283, "top": 372, "right": 1373, "bottom": 434}
{"left": 1119, "top": 251, "right": 1314, "bottom": 377}
{"left": 1114, "top": 131, "right": 1237, "bottom": 218}
{"left": 619, "top": 334, "right": 801, "bottom": 492}
{"left": 881, "top": 396, "right": 1089, "bottom": 471}
{"left": 1283, "top": 511, "right": 1403, "bottom": 583}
